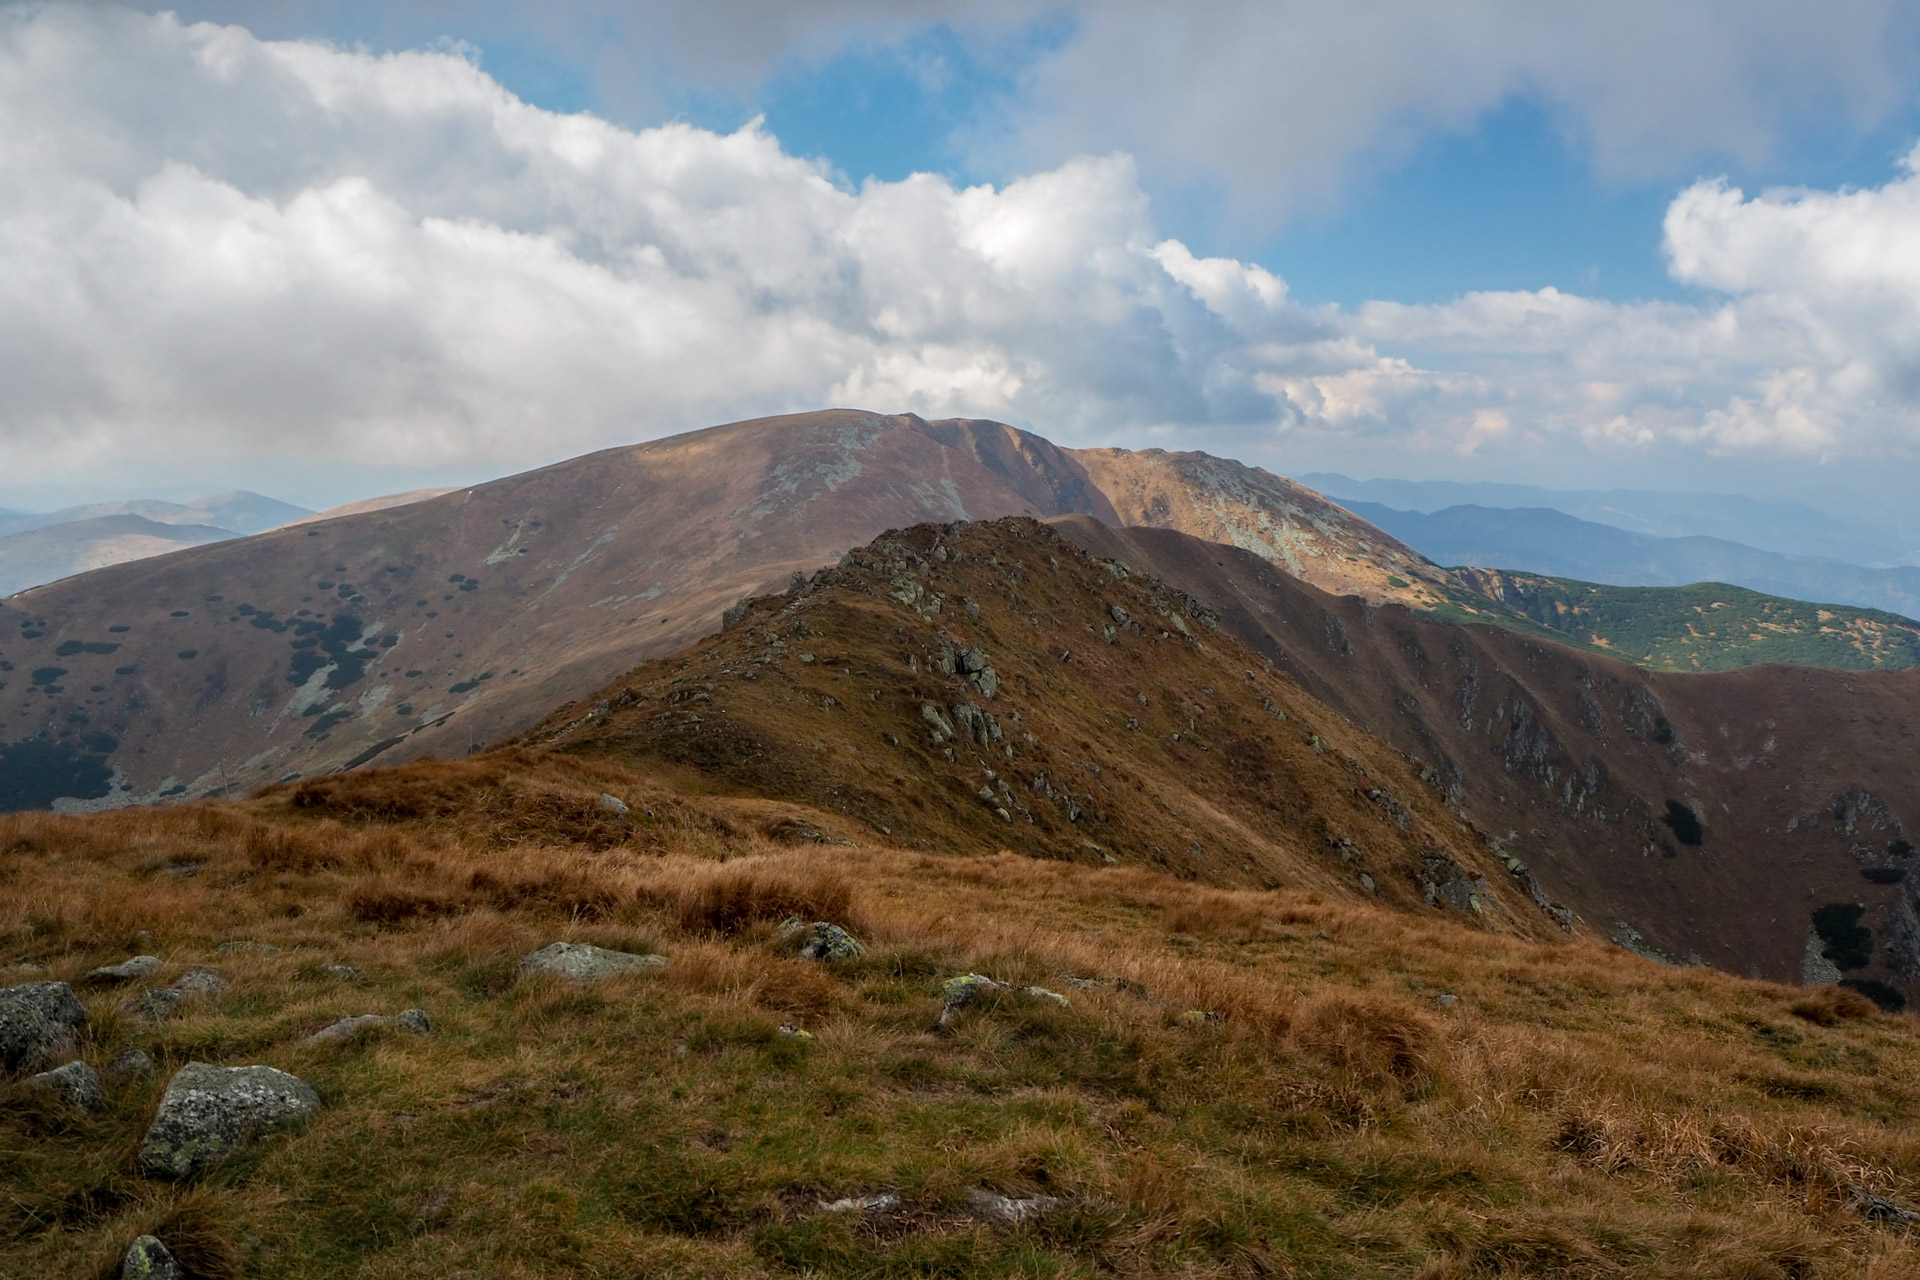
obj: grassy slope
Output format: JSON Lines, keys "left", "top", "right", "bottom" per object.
{"left": 4, "top": 754, "right": 1920, "bottom": 1278}
{"left": 1435, "top": 572, "right": 1920, "bottom": 672}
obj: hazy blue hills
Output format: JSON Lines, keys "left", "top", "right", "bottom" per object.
{"left": 0, "top": 490, "right": 309, "bottom": 539}
{"left": 1304, "top": 473, "right": 1915, "bottom": 566}
{"left": 1343, "top": 500, "right": 1920, "bottom": 622}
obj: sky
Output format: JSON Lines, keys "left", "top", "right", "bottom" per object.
{"left": 6, "top": 2, "right": 1920, "bottom": 520}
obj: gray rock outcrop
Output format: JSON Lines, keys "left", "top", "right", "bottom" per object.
{"left": 515, "top": 942, "right": 668, "bottom": 983}
{"left": 107, "top": 1047, "right": 155, "bottom": 1079}
{"left": 174, "top": 967, "right": 229, "bottom": 995}
{"left": 138, "top": 1062, "right": 321, "bottom": 1178}
{"left": 939, "top": 973, "right": 1069, "bottom": 1025}
{"left": 774, "top": 919, "right": 866, "bottom": 962}
{"left": 84, "top": 956, "right": 161, "bottom": 986}
{"left": 305, "top": 1009, "right": 430, "bottom": 1046}
{"left": 29, "top": 1060, "right": 103, "bottom": 1111}
{"left": 123, "top": 988, "right": 184, "bottom": 1022}
{"left": 0, "top": 981, "right": 87, "bottom": 1073}
{"left": 120, "top": 1234, "right": 181, "bottom": 1280}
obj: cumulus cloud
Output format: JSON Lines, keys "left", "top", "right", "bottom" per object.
{"left": 0, "top": 4, "right": 1373, "bottom": 485}
{"left": 5, "top": 3, "right": 1920, "bottom": 499}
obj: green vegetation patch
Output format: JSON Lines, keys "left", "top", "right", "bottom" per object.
{"left": 1438, "top": 572, "right": 1920, "bottom": 672}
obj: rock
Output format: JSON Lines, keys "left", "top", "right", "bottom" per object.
{"left": 776, "top": 1023, "right": 814, "bottom": 1039}
{"left": 107, "top": 1047, "right": 155, "bottom": 1080}
{"left": 174, "top": 967, "right": 229, "bottom": 996}
{"left": 939, "top": 973, "right": 1069, "bottom": 1025}
{"left": 1178, "top": 1009, "right": 1222, "bottom": 1026}
{"left": 1849, "top": 1184, "right": 1920, "bottom": 1224}
{"left": 305, "top": 1009, "right": 431, "bottom": 1046}
{"left": 0, "top": 981, "right": 87, "bottom": 1074}
{"left": 966, "top": 1189, "right": 1061, "bottom": 1224}
{"left": 29, "top": 1060, "right": 103, "bottom": 1111}
{"left": 773, "top": 919, "right": 866, "bottom": 962}
{"left": 84, "top": 956, "right": 162, "bottom": 986}
{"left": 597, "top": 793, "right": 630, "bottom": 815}
{"left": 123, "top": 988, "right": 184, "bottom": 1022}
{"left": 120, "top": 1235, "right": 181, "bottom": 1280}
{"left": 515, "top": 942, "right": 668, "bottom": 983}
{"left": 321, "top": 963, "right": 362, "bottom": 980}
{"left": 820, "top": 1192, "right": 901, "bottom": 1215}
{"left": 216, "top": 940, "right": 281, "bottom": 955}
{"left": 138, "top": 1062, "right": 321, "bottom": 1179}
{"left": 1436, "top": 993, "right": 1460, "bottom": 1009}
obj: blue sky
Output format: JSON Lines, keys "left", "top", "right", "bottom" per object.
{"left": 8, "top": 2, "right": 1920, "bottom": 517}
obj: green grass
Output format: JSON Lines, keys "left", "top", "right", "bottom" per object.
{"left": 1436, "top": 572, "right": 1920, "bottom": 672}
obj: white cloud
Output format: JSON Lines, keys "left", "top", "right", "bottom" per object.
{"left": 5, "top": 4, "right": 1920, "bottom": 502}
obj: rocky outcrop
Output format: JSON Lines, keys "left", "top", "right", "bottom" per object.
{"left": 83, "top": 955, "right": 161, "bottom": 986}
{"left": 939, "top": 973, "right": 1070, "bottom": 1025}
{"left": 515, "top": 942, "right": 668, "bottom": 983}
{"left": 120, "top": 1235, "right": 181, "bottom": 1280}
{"left": 0, "top": 981, "right": 87, "bottom": 1073}
{"left": 138, "top": 1062, "right": 321, "bottom": 1179}
{"left": 305, "top": 1009, "right": 430, "bottom": 1046}
{"left": 28, "top": 1059, "right": 102, "bottom": 1111}
{"left": 773, "top": 919, "right": 865, "bottom": 962}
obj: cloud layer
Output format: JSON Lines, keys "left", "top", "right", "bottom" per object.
{"left": 5, "top": 5, "right": 1920, "bottom": 498}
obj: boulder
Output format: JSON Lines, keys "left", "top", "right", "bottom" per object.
{"left": 939, "top": 973, "right": 1070, "bottom": 1025}
{"left": 320, "top": 963, "right": 363, "bottom": 980}
{"left": 122, "top": 988, "right": 184, "bottom": 1022}
{"left": 597, "top": 793, "right": 630, "bottom": 815}
{"left": 138, "top": 1062, "right": 321, "bottom": 1179}
{"left": 84, "top": 956, "right": 162, "bottom": 986}
{"left": 29, "top": 1060, "right": 103, "bottom": 1111}
{"left": 0, "top": 981, "right": 87, "bottom": 1073}
{"left": 120, "top": 1235, "right": 181, "bottom": 1280}
{"left": 515, "top": 942, "right": 668, "bottom": 983}
{"left": 305, "top": 1009, "right": 431, "bottom": 1046}
{"left": 107, "top": 1047, "right": 155, "bottom": 1080}
{"left": 773, "top": 919, "right": 866, "bottom": 962}
{"left": 173, "top": 967, "right": 229, "bottom": 995}
{"left": 966, "top": 1189, "right": 1061, "bottom": 1224}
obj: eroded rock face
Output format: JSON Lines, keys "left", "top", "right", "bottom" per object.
{"left": 138, "top": 1062, "right": 321, "bottom": 1179}
{"left": 29, "top": 1060, "right": 103, "bottom": 1111}
{"left": 0, "top": 981, "right": 87, "bottom": 1074}
{"left": 515, "top": 942, "right": 668, "bottom": 983}
{"left": 774, "top": 919, "right": 865, "bottom": 962}
{"left": 120, "top": 1235, "right": 180, "bottom": 1280}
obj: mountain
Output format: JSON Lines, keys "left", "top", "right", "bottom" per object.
{"left": 0, "top": 490, "right": 310, "bottom": 539}
{"left": 525, "top": 516, "right": 1546, "bottom": 927}
{"left": 285, "top": 488, "right": 461, "bottom": 527}
{"left": 1346, "top": 500, "right": 1920, "bottom": 621}
{"left": 1051, "top": 516, "right": 1920, "bottom": 1005}
{"left": 1305, "top": 472, "right": 1911, "bottom": 565}
{"left": 1445, "top": 570, "right": 1920, "bottom": 672}
{"left": 0, "top": 411, "right": 1439, "bottom": 813}
{"left": 0, "top": 515, "right": 237, "bottom": 598}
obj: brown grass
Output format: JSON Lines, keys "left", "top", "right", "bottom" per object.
{"left": 2, "top": 749, "right": 1919, "bottom": 1277}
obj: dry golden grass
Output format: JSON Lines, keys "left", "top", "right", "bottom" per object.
{"left": 1, "top": 752, "right": 1918, "bottom": 1277}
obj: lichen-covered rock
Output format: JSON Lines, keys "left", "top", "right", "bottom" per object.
{"left": 0, "top": 981, "right": 87, "bottom": 1073}
{"left": 515, "top": 942, "right": 668, "bottom": 983}
{"left": 173, "top": 967, "right": 229, "bottom": 995}
{"left": 121, "top": 1234, "right": 180, "bottom": 1280}
{"left": 776, "top": 1023, "right": 814, "bottom": 1039}
{"left": 138, "top": 1062, "right": 321, "bottom": 1179}
{"left": 29, "top": 1060, "right": 103, "bottom": 1111}
{"left": 84, "top": 956, "right": 162, "bottom": 986}
{"left": 107, "top": 1047, "right": 155, "bottom": 1079}
{"left": 774, "top": 919, "right": 866, "bottom": 962}
{"left": 966, "top": 1189, "right": 1061, "bottom": 1223}
{"left": 305, "top": 1009, "right": 431, "bottom": 1046}
{"left": 939, "top": 974, "right": 1070, "bottom": 1025}
{"left": 122, "top": 988, "right": 184, "bottom": 1022}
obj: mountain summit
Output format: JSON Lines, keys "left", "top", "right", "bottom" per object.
{"left": 0, "top": 411, "right": 1434, "bottom": 811}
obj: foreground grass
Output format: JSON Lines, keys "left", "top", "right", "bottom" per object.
{"left": 3, "top": 756, "right": 1919, "bottom": 1278}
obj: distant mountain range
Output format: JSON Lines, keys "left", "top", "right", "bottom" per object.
{"left": 1342, "top": 500, "right": 1920, "bottom": 622}
{"left": 1305, "top": 473, "right": 1918, "bottom": 567}
{"left": 0, "top": 491, "right": 310, "bottom": 539}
